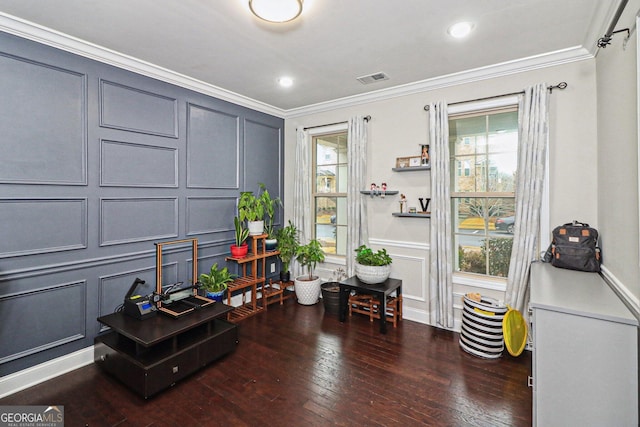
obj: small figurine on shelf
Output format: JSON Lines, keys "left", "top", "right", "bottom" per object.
{"left": 381, "top": 182, "right": 387, "bottom": 198}
{"left": 421, "top": 144, "right": 430, "bottom": 165}
{"left": 399, "top": 193, "right": 407, "bottom": 213}
{"left": 370, "top": 182, "right": 376, "bottom": 198}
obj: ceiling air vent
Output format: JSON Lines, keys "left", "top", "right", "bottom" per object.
{"left": 356, "top": 72, "right": 389, "bottom": 85}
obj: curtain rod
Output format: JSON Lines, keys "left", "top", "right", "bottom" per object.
{"left": 423, "top": 82, "right": 567, "bottom": 111}
{"left": 597, "top": 0, "right": 629, "bottom": 48}
{"left": 302, "top": 115, "right": 370, "bottom": 131}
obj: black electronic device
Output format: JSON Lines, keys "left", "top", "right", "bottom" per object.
{"left": 124, "top": 278, "right": 157, "bottom": 320}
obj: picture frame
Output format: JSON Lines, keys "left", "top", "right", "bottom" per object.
{"left": 420, "top": 144, "right": 430, "bottom": 165}
{"left": 395, "top": 157, "right": 410, "bottom": 168}
{"left": 409, "top": 156, "right": 422, "bottom": 167}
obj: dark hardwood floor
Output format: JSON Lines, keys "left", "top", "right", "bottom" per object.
{"left": 1, "top": 299, "right": 532, "bottom": 426}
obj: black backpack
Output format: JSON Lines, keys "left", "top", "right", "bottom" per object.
{"left": 543, "top": 221, "right": 601, "bottom": 273}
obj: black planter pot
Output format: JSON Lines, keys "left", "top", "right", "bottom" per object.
{"left": 321, "top": 281, "right": 341, "bottom": 315}
{"left": 280, "top": 270, "right": 291, "bottom": 283}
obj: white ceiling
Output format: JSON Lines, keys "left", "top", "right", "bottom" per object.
{"left": 0, "top": 0, "right": 620, "bottom": 116}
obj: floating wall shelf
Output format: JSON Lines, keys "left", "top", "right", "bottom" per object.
{"left": 360, "top": 190, "right": 399, "bottom": 196}
{"left": 392, "top": 166, "right": 431, "bottom": 172}
{"left": 392, "top": 212, "right": 431, "bottom": 218}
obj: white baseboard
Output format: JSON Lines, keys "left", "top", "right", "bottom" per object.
{"left": 402, "top": 306, "right": 429, "bottom": 325}
{"left": 0, "top": 346, "right": 94, "bottom": 399}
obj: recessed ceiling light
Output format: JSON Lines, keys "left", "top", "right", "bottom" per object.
{"left": 278, "top": 76, "right": 293, "bottom": 87}
{"left": 249, "top": 0, "right": 303, "bottom": 23}
{"left": 448, "top": 21, "right": 474, "bottom": 39}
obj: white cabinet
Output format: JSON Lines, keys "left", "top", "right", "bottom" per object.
{"left": 530, "top": 262, "right": 638, "bottom": 426}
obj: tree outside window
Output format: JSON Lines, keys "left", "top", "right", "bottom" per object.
{"left": 450, "top": 108, "right": 518, "bottom": 278}
{"left": 313, "top": 131, "right": 347, "bottom": 256}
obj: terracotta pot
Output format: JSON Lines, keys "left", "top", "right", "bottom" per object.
{"left": 230, "top": 243, "right": 249, "bottom": 258}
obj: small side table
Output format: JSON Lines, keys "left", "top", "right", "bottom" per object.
{"left": 339, "top": 276, "right": 402, "bottom": 334}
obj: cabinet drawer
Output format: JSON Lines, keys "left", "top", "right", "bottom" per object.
{"left": 95, "top": 334, "right": 198, "bottom": 399}
{"left": 145, "top": 348, "right": 199, "bottom": 397}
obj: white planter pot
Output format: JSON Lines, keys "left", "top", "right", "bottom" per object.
{"left": 294, "top": 275, "right": 322, "bottom": 305}
{"left": 247, "top": 220, "right": 264, "bottom": 235}
{"left": 355, "top": 263, "right": 391, "bottom": 284}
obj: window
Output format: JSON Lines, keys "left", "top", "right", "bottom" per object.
{"left": 450, "top": 106, "right": 518, "bottom": 278}
{"left": 312, "top": 130, "right": 348, "bottom": 256}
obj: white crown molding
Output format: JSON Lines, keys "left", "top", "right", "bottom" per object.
{"left": 284, "top": 46, "right": 593, "bottom": 118}
{"left": 0, "top": 12, "right": 287, "bottom": 118}
{"left": 0, "top": 13, "right": 594, "bottom": 122}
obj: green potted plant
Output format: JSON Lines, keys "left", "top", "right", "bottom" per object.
{"left": 261, "top": 183, "right": 281, "bottom": 251}
{"left": 354, "top": 244, "right": 393, "bottom": 284}
{"left": 238, "top": 183, "right": 280, "bottom": 236}
{"left": 199, "top": 263, "right": 235, "bottom": 302}
{"left": 294, "top": 239, "right": 325, "bottom": 305}
{"left": 231, "top": 216, "right": 249, "bottom": 258}
{"left": 275, "top": 220, "right": 299, "bottom": 282}
{"left": 238, "top": 189, "right": 264, "bottom": 235}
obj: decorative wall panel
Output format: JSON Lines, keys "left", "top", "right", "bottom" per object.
{"left": 186, "top": 197, "right": 237, "bottom": 236}
{"left": 0, "top": 198, "right": 87, "bottom": 258}
{"left": 100, "top": 198, "right": 178, "bottom": 246}
{"left": 100, "top": 80, "right": 178, "bottom": 138}
{"left": 0, "top": 31, "right": 283, "bottom": 378}
{"left": 100, "top": 139, "right": 178, "bottom": 187}
{"left": 187, "top": 104, "right": 239, "bottom": 188}
{"left": 0, "top": 53, "right": 87, "bottom": 185}
{"left": 244, "top": 119, "right": 281, "bottom": 197}
{"left": 0, "top": 280, "right": 86, "bottom": 364}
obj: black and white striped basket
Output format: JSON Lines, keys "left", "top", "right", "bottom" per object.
{"left": 459, "top": 295, "right": 507, "bottom": 359}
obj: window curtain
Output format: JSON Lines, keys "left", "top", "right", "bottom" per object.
{"left": 505, "top": 83, "right": 549, "bottom": 313}
{"left": 428, "top": 101, "right": 454, "bottom": 329}
{"left": 346, "top": 116, "right": 370, "bottom": 276}
{"left": 292, "top": 127, "right": 311, "bottom": 278}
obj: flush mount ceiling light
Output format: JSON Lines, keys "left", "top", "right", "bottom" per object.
{"left": 249, "top": 0, "right": 303, "bottom": 23}
{"left": 448, "top": 21, "right": 474, "bottom": 38}
{"left": 278, "top": 76, "right": 293, "bottom": 87}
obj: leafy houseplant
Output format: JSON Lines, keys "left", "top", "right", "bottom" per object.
{"left": 294, "top": 239, "right": 325, "bottom": 305}
{"left": 355, "top": 245, "right": 393, "bottom": 266}
{"left": 238, "top": 183, "right": 280, "bottom": 236}
{"left": 199, "top": 263, "right": 235, "bottom": 301}
{"left": 296, "top": 239, "right": 325, "bottom": 280}
{"left": 354, "top": 244, "right": 392, "bottom": 284}
{"left": 275, "top": 220, "right": 299, "bottom": 281}
{"left": 231, "top": 216, "right": 249, "bottom": 258}
{"left": 261, "top": 183, "right": 281, "bottom": 236}
{"left": 261, "top": 184, "right": 281, "bottom": 250}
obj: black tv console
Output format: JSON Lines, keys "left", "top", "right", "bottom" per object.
{"left": 95, "top": 302, "right": 237, "bottom": 398}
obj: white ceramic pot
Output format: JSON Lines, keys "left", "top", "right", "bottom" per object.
{"left": 355, "top": 263, "right": 391, "bottom": 284}
{"left": 247, "top": 220, "right": 264, "bottom": 235}
{"left": 294, "top": 275, "right": 322, "bottom": 305}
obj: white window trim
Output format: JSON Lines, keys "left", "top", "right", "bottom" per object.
{"left": 308, "top": 122, "right": 349, "bottom": 258}
{"left": 449, "top": 94, "right": 549, "bottom": 291}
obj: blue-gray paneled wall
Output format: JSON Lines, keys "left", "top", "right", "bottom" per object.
{"left": 0, "top": 32, "right": 284, "bottom": 376}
